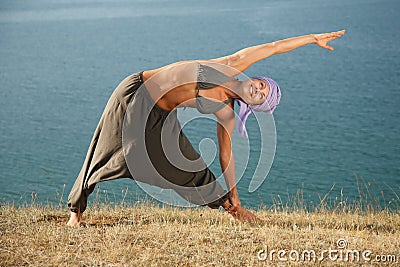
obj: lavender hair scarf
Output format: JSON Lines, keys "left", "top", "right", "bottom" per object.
{"left": 235, "top": 76, "right": 281, "bottom": 138}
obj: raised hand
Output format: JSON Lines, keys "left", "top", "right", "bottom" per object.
{"left": 314, "top": 30, "right": 346, "bottom": 51}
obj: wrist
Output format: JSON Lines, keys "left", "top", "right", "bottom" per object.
{"left": 229, "top": 186, "right": 238, "bottom": 195}
{"left": 221, "top": 200, "right": 233, "bottom": 211}
{"left": 229, "top": 195, "right": 241, "bottom": 207}
{"left": 309, "top": 34, "right": 317, "bottom": 44}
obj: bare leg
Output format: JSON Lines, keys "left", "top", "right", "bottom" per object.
{"left": 66, "top": 211, "right": 82, "bottom": 227}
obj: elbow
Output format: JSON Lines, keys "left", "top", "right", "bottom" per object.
{"left": 226, "top": 54, "right": 241, "bottom": 69}
{"left": 268, "top": 41, "right": 280, "bottom": 55}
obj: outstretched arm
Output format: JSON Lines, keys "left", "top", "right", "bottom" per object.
{"left": 144, "top": 30, "right": 346, "bottom": 83}
{"left": 210, "top": 30, "right": 346, "bottom": 73}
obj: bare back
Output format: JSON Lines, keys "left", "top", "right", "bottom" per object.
{"left": 142, "top": 61, "right": 237, "bottom": 113}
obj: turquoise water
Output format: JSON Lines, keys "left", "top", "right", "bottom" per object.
{"left": 1, "top": 0, "right": 399, "bottom": 209}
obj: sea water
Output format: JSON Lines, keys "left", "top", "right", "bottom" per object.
{"left": 0, "top": 0, "right": 399, "bottom": 209}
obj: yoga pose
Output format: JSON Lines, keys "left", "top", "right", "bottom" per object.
{"left": 67, "top": 30, "right": 346, "bottom": 227}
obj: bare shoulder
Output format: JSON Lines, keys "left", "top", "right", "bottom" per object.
{"left": 143, "top": 61, "right": 199, "bottom": 82}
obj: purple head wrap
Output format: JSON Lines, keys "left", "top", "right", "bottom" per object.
{"left": 235, "top": 76, "right": 281, "bottom": 138}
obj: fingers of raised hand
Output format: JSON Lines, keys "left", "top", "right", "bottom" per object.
{"left": 331, "top": 30, "right": 346, "bottom": 38}
{"left": 320, "top": 30, "right": 345, "bottom": 40}
{"left": 321, "top": 43, "right": 334, "bottom": 50}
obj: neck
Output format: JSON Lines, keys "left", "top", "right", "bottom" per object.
{"left": 223, "top": 80, "right": 242, "bottom": 99}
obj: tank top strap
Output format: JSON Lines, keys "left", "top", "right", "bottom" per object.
{"left": 196, "top": 63, "right": 235, "bottom": 91}
{"left": 195, "top": 64, "right": 236, "bottom": 114}
{"left": 223, "top": 98, "right": 234, "bottom": 104}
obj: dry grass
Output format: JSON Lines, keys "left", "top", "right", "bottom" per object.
{"left": 1, "top": 200, "right": 399, "bottom": 266}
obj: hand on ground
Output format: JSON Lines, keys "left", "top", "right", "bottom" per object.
{"left": 228, "top": 205, "right": 264, "bottom": 224}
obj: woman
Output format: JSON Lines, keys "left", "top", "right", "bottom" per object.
{"left": 67, "top": 30, "right": 346, "bottom": 227}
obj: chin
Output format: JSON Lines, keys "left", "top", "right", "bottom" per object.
{"left": 239, "top": 97, "right": 250, "bottom": 105}
{"left": 247, "top": 100, "right": 259, "bottom": 106}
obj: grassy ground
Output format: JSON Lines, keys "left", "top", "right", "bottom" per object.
{"left": 1, "top": 200, "right": 399, "bottom": 266}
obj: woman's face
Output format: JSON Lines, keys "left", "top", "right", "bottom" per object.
{"left": 240, "top": 78, "right": 269, "bottom": 105}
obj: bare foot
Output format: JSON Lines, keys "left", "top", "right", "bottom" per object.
{"left": 66, "top": 211, "right": 82, "bottom": 227}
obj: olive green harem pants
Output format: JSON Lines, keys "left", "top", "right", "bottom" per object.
{"left": 67, "top": 72, "right": 228, "bottom": 212}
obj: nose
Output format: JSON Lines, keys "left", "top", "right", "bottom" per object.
{"left": 256, "top": 84, "right": 265, "bottom": 93}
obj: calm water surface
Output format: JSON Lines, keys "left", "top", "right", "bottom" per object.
{"left": 0, "top": 0, "right": 399, "bottom": 208}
